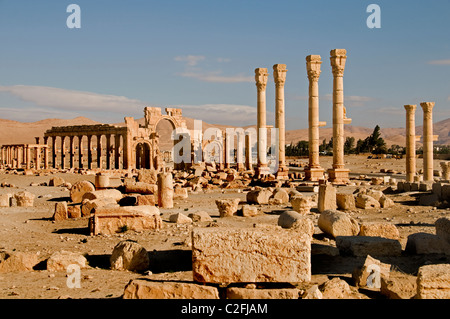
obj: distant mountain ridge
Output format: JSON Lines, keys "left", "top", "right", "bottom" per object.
{"left": 0, "top": 116, "right": 448, "bottom": 147}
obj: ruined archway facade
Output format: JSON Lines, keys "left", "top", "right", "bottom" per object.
{"left": 42, "top": 107, "right": 187, "bottom": 171}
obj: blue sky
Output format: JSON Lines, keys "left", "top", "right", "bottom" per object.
{"left": 0, "top": 0, "right": 449, "bottom": 130}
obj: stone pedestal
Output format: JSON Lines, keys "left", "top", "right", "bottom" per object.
{"left": 328, "top": 49, "right": 350, "bottom": 183}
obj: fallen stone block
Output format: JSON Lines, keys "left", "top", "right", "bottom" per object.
{"left": 319, "top": 277, "right": 355, "bottom": 299}
{"left": 417, "top": 264, "right": 450, "bottom": 299}
{"left": 318, "top": 184, "right": 336, "bottom": 213}
{"left": 227, "top": 287, "right": 299, "bottom": 299}
{"left": 215, "top": 198, "right": 240, "bottom": 217}
{"left": 67, "top": 205, "right": 82, "bottom": 219}
{"left": 173, "top": 187, "right": 188, "bottom": 199}
{"left": 47, "top": 250, "right": 88, "bottom": 272}
{"left": 110, "top": 240, "right": 149, "bottom": 272}
{"left": 435, "top": 217, "right": 450, "bottom": 244}
{"left": 89, "top": 206, "right": 162, "bottom": 236}
{"left": 137, "top": 169, "right": 158, "bottom": 184}
{"left": 53, "top": 202, "right": 68, "bottom": 221}
{"left": 240, "top": 205, "right": 258, "bottom": 217}
{"left": 336, "top": 236, "right": 402, "bottom": 257}
{"left": 419, "top": 182, "right": 433, "bottom": 192}
{"left": 380, "top": 272, "right": 417, "bottom": 299}
{"left": 0, "top": 193, "right": 12, "bottom": 207}
{"left": 82, "top": 189, "right": 123, "bottom": 203}
{"left": 124, "top": 182, "right": 158, "bottom": 195}
{"left": 70, "top": 180, "right": 96, "bottom": 203}
{"left": 418, "top": 193, "right": 439, "bottom": 206}
{"left": 379, "top": 195, "right": 395, "bottom": 208}
{"left": 318, "top": 210, "right": 360, "bottom": 238}
{"left": 81, "top": 197, "right": 119, "bottom": 217}
{"left": 269, "top": 188, "right": 289, "bottom": 204}
{"left": 358, "top": 222, "right": 400, "bottom": 240}
{"left": 14, "top": 191, "right": 35, "bottom": 207}
{"left": 336, "top": 193, "right": 355, "bottom": 211}
{"left": 49, "top": 177, "right": 65, "bottom": 187}
{"left": 355, "top": 194, "right": 380, "bottom": 209}
{"left": 136, "top": 194, "right": 156, "bottom": 206}
{"left": 278, "top": 211, "right": 314, "bottom": 236}
{"left": 0, "top": 251, "right": 39, "bottom": 272}
{"left": 290, "top": 196, "right": 312, "bottom": 214}
{"left": 188, "top": 211, "right": 213, "bottom": 222}
{"left": 123, "top": 279, "right": 219, "bottom": 299}
{"left": 352, "top": 255, "right": 391, "bottom": 289}
{"left": 405, "top": 232, "right": 450, "bottom": 255}
{"left": 301, "top": 284, "right": 323, "bottom": 299}
{"left": 246, "top": 188, "right": 273, "bottom": 205}
{"left": 169, "top": 213, "right": 193, "bottom": 224}
{"left": 442, "top": 184, "right": 450, "bottom": 201}
{"left": 192, "top": 227, "right": 311, "bottom": 284}
{"left": 296, "top": 185, "right": 318, "bottom": 193}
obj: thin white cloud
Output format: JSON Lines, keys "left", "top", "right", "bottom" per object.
{"left": 216, "top": 57, "right": 231, "bottom": 63}
{"left": 0, "top": 85, "right": 146, "bottom": 114}
{"left": 174, "top": 55, "right": 205, "bottom": 66}
{"left": 177, "top": 104, "right": 271, "bottom": 126}
{"left": 427, "top": 59, "right": 450, "bottom": 65}
{"left": 179, "top": 71, "right": 253, "bottom": 83}
{"left": 322, "top": 94, "right": 374, "bottom": 106}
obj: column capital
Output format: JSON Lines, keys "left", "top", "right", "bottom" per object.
{"left": 420, "top": 102, "right": 435, "bottom": 113}
{"left": 306, "top": 55, "right": 322, "bottom": 82}
{"left": 255, "top": 68, "right": 269, "bottom": 91}
{"left": 330, "top": 49, "right": 347, "bottom": 77}
{"left": 273, "top": 64, "right": 287, "bottom": 87}
{"left": 404, "top": 104, "right": 417, "bottom": 112}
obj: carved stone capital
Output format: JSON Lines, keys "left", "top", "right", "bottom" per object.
{"left": 306, "top": 55, "right": 322, "bottom": 82}
{"left": 404, "top": 104, "right": 417, "bottom": 113}
{"left": 273, "top": 64, "right": 287, "bottom": 87}
{"left": 255, "top": 68, "right": 269, "bottom": 91}
{"left": 330, "top": 49, "right": 347, "bottom": 77}
{"left": 420, "top": 102, "right": 435, "bottom": 114}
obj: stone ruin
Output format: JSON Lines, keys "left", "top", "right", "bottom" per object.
{"left": 0, "top": 48, "right": 449, "bottom": 300}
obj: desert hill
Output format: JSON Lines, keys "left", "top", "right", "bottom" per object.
{"left": 0, "top": 115, "right": 449, "bottom": 148}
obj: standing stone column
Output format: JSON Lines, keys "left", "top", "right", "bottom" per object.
{"left": 78, "top": 135, "right": 84, "bottom": 169}
{"left": 420, "top": 102, "right": 436, "bottom": 182}
{"left": 273, "top": 64, "right": 288, "bottom": 179}
{"left": 114, "top": 134, "right": 121, "bottom": 169}
{"left": 35, "top": 146, "right": 41, "bottom": 170}
{"left": 157, "top": 172, "right": 173, "bottom": 209}
{"left": 43, "top": 137, "right": 49, "bottom": 169}
{"left": 105, "top": 134, "right": 111, "bottom": 170}
{"left": 69, "top": 136, "right": 74, "bottom": 169}
{"left": 51, "top": 137, "right": 57, "bottom": 169}
{"left": 328, "top": 49, "right": 351, "bottom": 183}
{"left": 96, "top": 134, "right": 102, "bottom": 169}
{"left": 305, "top": 55, "right": 326, "bottom": 181}
{"left": 245, "top": 134, "right": 252, "bottom": 171}
{"left": 87, "top": 135, "right": 93, "bottom": 170}
{"left": 26, "top": 145, "right": 31, "bottom": 170}
{"left": 404, "top": 105, "right": 417, "bottom": 182}
{"left": 255, "top": 68, "right": 269, "bottom": 176}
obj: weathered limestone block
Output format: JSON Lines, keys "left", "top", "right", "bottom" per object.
{"left": 123, "top": 279, "right": 219, "bottom": 299}
{"left": 278, "top": 211, "right": 314, "bottom": 236}
{"left": 301, "top": 285, "right": 323, "bottom": 299}
{"left": 435, "top": 217, "right": 450, "bottom": 244}
{"left": 173, "top": 187, "right": 188, "bottom": 199}
{"left": 246, "top": 188, "right": 272, "bottom": 205}
{"left": 418, "top": 193, "right": 439, "bottom": 206}
{"left": 110, "top": 240, "right": 149, "bottom": 272}
{"left": 336, "top": 236, "right": 402, "bottom": 257}
{"left": 359, "top": 222, "right": 400, "bottom": 240}
{"left": 67, "top": 205, "right": 82, "bottom": 219}
{"left": 419, "top": 182, "right": 433, "bottom": 192}
{"left": 227, "top": 287, "right": 299, "bottom": 299}
{"left": 157, "top": 173, "right": 173, "bottom": 208}
{"left": 336, "top": 193, "right": 355, "bottom": 210}
{"left": 0, "top": 251, "right": 39, "bottom": 272}
{"left": 53, "top": 202, "right": 68, "bottom": 221}
{"left": 95, "top": 174, "right": 122, "bottom": 189}
{"left": 81, "top": 197, "right": 119, "bottom": 217}
{"left": 188, "top": 211, "right": 213, "bottom": 222}
{"left": 417, "top": 264, "right": 450, "bottom": 299}
{"left": 320, "top": 277, "right": 355, "bottom": 299}
{"left": 137, "top": 169, "right": 158, "bottom": 184}
{"left": 366, "top": 189, "right": 383, "bottom": 201}
{"left": 442, "top": 184, "right": 450, "bottom": 201}
{"left": 125, "top": 181, "right": 158, "bottom": 195}
{"left": 136, "top": 194, "right": 156, "bottom": 206}
{"left": 70, "top": 180, "right": 96, "bottom": 203}
{"left": 49, "top": 176, "right": 65, "bottom": 187}
{"left": 47, "top": 250, "right": 88, "bottom": 272}
{"left": 0, "top": 193, "right": 12, "bottom": 207}
{"left": 355, "top": 194, "right": 380, "bottom": 209}
{"left": 405, "top": 233, "right": 450, "bottom": 255}
{"left": 352, "top": 255, "right": 391, "bottom": 289}
{"left": 432, "top": 182, "right": 443, "bottom": 199}
{"left": 82, "top": 189, "right": 123, "bottom": 203}
{"left": 192, "top": 227, "right": 311, "bottom": 283}
{"left": 89, "top": 206, "right": 162, "bottom": 236}
{"left": 240, "top": 205, "right": 258, "bottom": 217}
{"left": 269, "top": 188, "right": 289, "bottom": 204}
{"left": 290, "top": 196, "right": 312, "bottom": 214}
{"left": 380, "top": 272, "right": 417, "bottom": 299}
{"left": 169, "top": 213, "right": 192, "bottom": 224}
{"left": 318, "top": 210, "right": 360, "bottom": 238}
{"left": 215, "top": 198, "right": 240, "bottom": 217}
{"left": 318, "top": 184, "right": 336, "bottom": 213}
{"left": 379, "top": 195, "right": 395, "bottom": 208}
{"left": 14, "top": 191, "right": 35, "bottom": 207}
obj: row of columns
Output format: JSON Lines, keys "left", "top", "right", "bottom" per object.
{"left": 1, "top": 144, "right": 48, "bottom": 170}
{"left": 45, "top": 133, "right": 128, "bottom": 170}
{"left": 404, "top": 102, "right": 437, "bottom": 182}
{"left": 254, "top": 49, "right": 351, "bottom": 182}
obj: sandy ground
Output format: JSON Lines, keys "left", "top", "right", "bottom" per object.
{"left": 0, "top": 155, "right": 448, "bottom": 299}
